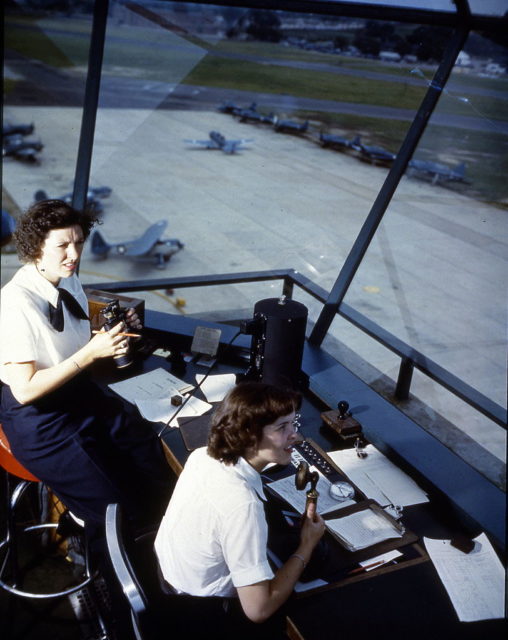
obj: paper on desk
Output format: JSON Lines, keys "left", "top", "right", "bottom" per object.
{"left": 359, "top": 549, "right": 402, "bottom": 570}
{"left": 135, "top": 395, "right": 212, "bottom": 426}
{"left": 195, "top": 373, "right": 236, "bottom": 402}
{"left": 326, "top": 508, "right": 403, "bottom": 551}
{"left": 268, "top": 472, "right": 355, "bottom": 516}
{"left": 327, "top": 445, "right": 428, "bottom": 507}
{"left": 424, "top": 533, "right": 505, "bottom": 622}
{"left": 108, "top": 367, "right": 193, "bottom": 404}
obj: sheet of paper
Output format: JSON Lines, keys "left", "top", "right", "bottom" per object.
{"left": 268, "top": 473, "right": 355, "bottom": 516}
{"left": 195, "top": 373, "right": 236, "bottom": 402}
{"left": 424, "top": 533, "right": 505, "bottom": 622}
{"left": 108, "top": 367, "right": 193, "bottom": 403}
{"left": 359, "top": 549, "right": 402, "bottom": 570}
{"left": 327, "top": 445, "right": 429, "bottom": 507}
{"left": 135, "top": 395, "right": 211, "bottom": 426}
{"left": 326, "top": 508, "right": 402, "bottom": 551}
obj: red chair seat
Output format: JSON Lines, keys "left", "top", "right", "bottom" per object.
{"left": 0, "top": 424, "right": 39, "bottom": 482}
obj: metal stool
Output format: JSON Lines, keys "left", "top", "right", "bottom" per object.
{"left": 0, "top": 423, "right": 94, "bottom": 599}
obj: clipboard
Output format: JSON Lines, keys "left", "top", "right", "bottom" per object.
{"left": 323, "top": 499, "right": 417, "bottom": 555}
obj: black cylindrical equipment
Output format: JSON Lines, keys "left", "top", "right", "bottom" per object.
{"left": 246, "top": 296, "right": 308, "bottom": 389}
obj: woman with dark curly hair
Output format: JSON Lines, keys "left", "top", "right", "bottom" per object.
{"left": 155, "top": 382, "right": 325, "bottom": 636}
{"left": 0, "top": 199, "right": 171, "bottom": 546}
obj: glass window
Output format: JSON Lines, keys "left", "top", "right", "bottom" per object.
{"left": 4, "top": 1, "right": 504, "bottom": 486}
{"left": 338, "top": 27, "right": 507, "bottom": 481}
{"left": 2, "top": 5, "right": 92, "bottom": 285}
{"left": 80, "top": 1, "right": 429, "bottom": 328}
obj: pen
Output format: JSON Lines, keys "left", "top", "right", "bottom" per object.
{"left": 92, "top": 330, "right": 141, "bottom": 338}
{"left": 348, "top": 560, "right": 386, "bottom": 575}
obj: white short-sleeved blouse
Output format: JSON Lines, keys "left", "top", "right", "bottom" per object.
{"left": 0, "top": 263, "right": 90, "bottom": 384}
{"left": 155, "top": 447, "right": 274, "bottom": 597}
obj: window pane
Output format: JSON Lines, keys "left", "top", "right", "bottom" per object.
{"left": 340, "top": 28, "right": 507, "bottom": 479}
{"left": 3, "top": 6, "right": 92, "bottom": 283}
{"left": 81, "top": 1, "right": 430, "bottom": 326}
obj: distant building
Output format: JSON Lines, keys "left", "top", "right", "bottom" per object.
{"left": 485, "top": 62, "right": 506, "bottom": 75}
{"left": 455, "top": 51, "right": 472, "bottom": 67}
{"left": 379, "top": 51, "right": 401, "bottom": 62}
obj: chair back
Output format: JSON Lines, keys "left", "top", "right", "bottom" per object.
{"left": 105, "top": 504, "right": 227, "bottom": 639}
{"left": 0, "top": 424, "right": 39, "bottom": 482}
{"left": 105, "top": 503, "right": 168, "bottom": 640}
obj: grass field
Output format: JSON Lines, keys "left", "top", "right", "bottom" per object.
{"left": 5, "top": 14, "right": 508, "bottom": 203}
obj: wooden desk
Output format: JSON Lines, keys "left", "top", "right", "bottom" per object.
{"left": 100, "top": 346, "right": 506, "bottom": 640}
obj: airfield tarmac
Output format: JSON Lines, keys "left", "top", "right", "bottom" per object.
{"left": 1, "top": 105, "right": 506, "bottom": 482}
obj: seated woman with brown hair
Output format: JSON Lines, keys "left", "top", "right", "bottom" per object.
{"left": 0, "top": 199, "right": 172, "bottom": 548}
{"left": 155, "top": 381, "right": 325, "bottom": 637}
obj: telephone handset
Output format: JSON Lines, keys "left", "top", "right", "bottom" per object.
{"left": 295, "top": 461, "right": 319, "bottom": 514}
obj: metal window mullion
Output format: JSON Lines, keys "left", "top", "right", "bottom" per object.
{"left": 72, "top": 0, "right": 109, "bottom": 215}
{"left": 310, "top": 24, "right": 470, "bottom": 346}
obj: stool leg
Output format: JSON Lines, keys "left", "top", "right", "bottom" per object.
{"left": 1, "top": 476, "right": 95, "bottom": 599}
{"left": 0, "top": 474, "right": 31, "bottom": 588}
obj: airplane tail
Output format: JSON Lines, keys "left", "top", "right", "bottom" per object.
{"left": 33, "top": 190, "right": 49, "bottom": 202}
{"left": 90, "top": 230, "right": 110, "bottom": 257}
{"left": 454, "top": 163, "right": 466, "bottom": 178}
{"left": 223, "top": 142, "right": 237, "bottom": 154}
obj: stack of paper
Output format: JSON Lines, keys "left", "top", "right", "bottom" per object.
{"left": 327, "top": 445, "right": 428, "bottom": 507}
{"left": 326, "top": 507, "right": 403, "bottom": 552}
{"left": 108, "top": 367, "right": 210, "bottom": 426}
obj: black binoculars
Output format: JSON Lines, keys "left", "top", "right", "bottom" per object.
{"left": 100, "top": 299, "right": 133, "bottom": 369}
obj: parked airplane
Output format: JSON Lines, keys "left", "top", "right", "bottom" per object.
{"left": 273, "top": 118, "right": 309, "bottom": 134}
{"left": 407, "top": 158, "right": 468, "bottom": 184}
{"left": 34, "top": 186, "right": 111, "bottom": 214}
{"left": 319, "top": 132, "right": 354, "bottom": 150}
{"left": 351, "top": 136, "right": 396, "bottom": 165}
{"left": 91, "top": 220, "right": 183, "bottom": 269}
{"left": 184, "top": 131, "right": 253, "bottom": 154}
{"left": 3, "top": 122, "right": 35, "bottom": 137}
{"left": 234, "top": 103, "right": 275, "bottom": 124}
{"left": 3, "top": 135, "right": 43, "bottom": 162}
{"left": 217, "top": 100, "right": 243, "bottom": 114}
{"left": 1, "top": 209, "right": 16, "bottom": 247}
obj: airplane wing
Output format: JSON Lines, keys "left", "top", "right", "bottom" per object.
{"left": 118, "top": 220, "right": 168, "bottom": 256}
{"left": 183, "top": 139, "right": 220, "bottom": 149}
{"left": 11, "top": 147, "right": 39, "bottom": 159}
{"left": 221, "top": 138, "right": 253, "bottom": 154}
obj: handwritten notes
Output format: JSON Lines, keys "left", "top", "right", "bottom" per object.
{"left": 327, "top": 445, "right": 428, "bottom": 507}
{"left": 424, "top": 533, "right": 505, "bottom": 622}
{"left": 108, "top": 367, "right": 193, "bottom": 403}
{"left": 326, "top": 508, "right": 403, "bottom": 551}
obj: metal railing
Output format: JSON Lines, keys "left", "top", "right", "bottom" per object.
{"left": 85, "top": 269, "right": 506, "bottom": 429}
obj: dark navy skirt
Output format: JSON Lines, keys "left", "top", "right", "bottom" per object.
{"left": 1, "top": 372, "right": 172, "bottom": 536}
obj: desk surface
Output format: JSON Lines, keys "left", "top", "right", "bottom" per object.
{"left": 99, "top": 347, "right": 507, "bottom": 640}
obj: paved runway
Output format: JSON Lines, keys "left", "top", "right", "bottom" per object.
{"left": 2, "top": 106, "right": 506, "bottom": 476}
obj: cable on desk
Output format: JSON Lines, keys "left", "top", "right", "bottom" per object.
{"left": 157, "top": 329, "right": 242, "bottom": 440}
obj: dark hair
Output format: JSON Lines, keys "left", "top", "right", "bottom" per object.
{"left": 207, "top": 382, "right": 301, "bottom": 465}
{"left": 13, "top": 199, "right": 98, "bottom": 263}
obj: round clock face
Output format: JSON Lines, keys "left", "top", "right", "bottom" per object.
{"left": 329, "top": 481, "right": 355, "bottom": 502}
